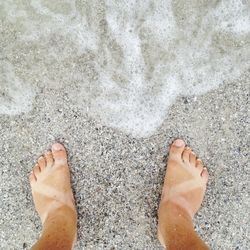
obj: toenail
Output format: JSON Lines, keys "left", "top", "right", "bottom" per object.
{"left": 173, "top": 139, "right": 184, "bottom": 147}
{"left": 52, "top": 143, "right": 63, "bottom": 151}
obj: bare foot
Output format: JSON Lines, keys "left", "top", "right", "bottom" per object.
{"left": 29, "top": 143, "right": 77, "bottom": 239}
{"left": 158, "top": 139, "right": 209, "bottom": 248}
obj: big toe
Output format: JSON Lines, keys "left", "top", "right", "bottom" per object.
{"left": 52, "top": 143, "right": 68, "bottom": 165}
{"left": 169, "top": 139, "right": 185, "bottom": 158}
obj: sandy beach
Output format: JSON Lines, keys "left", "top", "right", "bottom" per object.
{"left": 0, "top": 1, "right": 249, "bottom": 249}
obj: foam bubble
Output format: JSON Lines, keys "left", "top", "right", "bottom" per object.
{"left": 0, "top": 0, "right": 249, "bottom": 137}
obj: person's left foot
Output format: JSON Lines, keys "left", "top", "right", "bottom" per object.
{"left": 29, "top": 143, "right": 77, "bottom": 226}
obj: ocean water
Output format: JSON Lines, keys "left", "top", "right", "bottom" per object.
{"left": 0, "top": 0, "right": 249, "bottom": 137}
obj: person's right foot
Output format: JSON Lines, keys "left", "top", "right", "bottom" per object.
{"left": 158, "top": 139, "right": 209, "bottom": 247}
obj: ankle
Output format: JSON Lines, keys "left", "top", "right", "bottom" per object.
{"left": 158, "top": 201, "right": 209, "bottom": 249}
{"left": 42, "top": 205, "right": 77, "bottom": 237}
{"left": 158, "top": 201, "right": 193, "bottom": 247}
{"left": 46, "top": 205, "right": 77, "bottom": 221}
{"left": 32, "top": 206, "right": 77, "bottom": 250}
{"left": 159, "top": 201, "right": 193, "bottom": 225}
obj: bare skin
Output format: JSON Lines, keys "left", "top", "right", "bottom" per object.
{"left": 29, "top": 139, "right": 209, "bottom": 249}
{"left": 29, "top": 143, "right": 77, "bottom": 250}
{"left": 158, "top": 139, "right": 210, "bottom": 250}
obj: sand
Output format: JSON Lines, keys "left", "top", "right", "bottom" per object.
{"left": 0, "top": 1, "right": 249, "bottom": 249}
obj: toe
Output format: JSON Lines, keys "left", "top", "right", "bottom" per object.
{"left": 182, "top": 148, "right": 191, "bottom": 163}
{"left": 45, "top": 150, "right": 53, "bottom": 167}
{"left": 33, "top": 164, "right": 41, "bottom": 178}
{"left": 196, "top": 159, "right": 204, "bottom": 173}
{"left": 38, "top": 156, "right": 46, "bottom": 171}
{"left": 29, "top": 172, "right": 36, "bottom": 184}
{"left": 169, "top": 139, "right": 185, "bottom": 158}
{"left": 52, "top": 143, "right": 67, "bottom": 165}
{"left": 189, "top": 152, "right": 196, "bottom": 166}
{"left": 201, "top": 167, "right": 209, "bottom": 182}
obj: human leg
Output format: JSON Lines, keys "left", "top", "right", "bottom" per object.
{"left": 30, "top": 143, "right": 77, "bottom": 250}
{"left": 158, "top": 139, "right": 209, "bottom": 250}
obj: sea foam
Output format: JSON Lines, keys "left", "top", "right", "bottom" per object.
{"left": 0, "top": 0, "right": 249, "bottom": 137}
